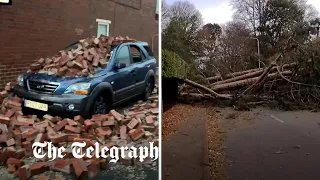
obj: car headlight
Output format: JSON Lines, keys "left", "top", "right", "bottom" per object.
{"left": 64, "top": 83, "right": 91, "bottom": 95}
{"left": 17, "top": 75, "right": 24, "bottom": 86}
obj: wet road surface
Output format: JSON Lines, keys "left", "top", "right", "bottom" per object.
{"left": 226, "top": 108, "right": 320, "bottom": 180}
{"left": 162, "top": 108, "right": 208, "bottom": 180}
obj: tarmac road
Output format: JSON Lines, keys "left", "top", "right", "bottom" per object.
{"left": 226, "top": 108, "right": 320, "bottom": 180}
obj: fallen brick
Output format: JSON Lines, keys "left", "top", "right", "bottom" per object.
{"left": 34, "top": 133, "right": 45, "bottom": 143}
{"left": 45, "top": 58, "right": 53, "bottom": 64}
{"left": 96, "top": 127, "right": 111, "bottom": 137}
{"left": 0, "top": 90, "right": 8, "bottom": 98}
{"left": 7, "top": 157, "right": 24, "bottom": 167}
{"left": 100, "top": 159, "right": 107, "bottom": 169}
{"left": 74, "top": 115, "right": 84, "bottom": 123}
{"left": 0, "top": 115, "right": 10, "bottom": 124}
{"left": 51, "top": 159, "right": 71, "bottom": 174}
{"left": 6, "top": 138, "right": 15, "bottom": 146}
{"left": 88, "top": 48, "right": 97, "bottom": 55}
{"left": 33, "top": 121, "right": 48, "bottom": 130}
{"left": 120, "top": 125, "right": 127, "bottom": 140}
{"left": 49, "top": 134, "right": 68, "bottom": 144}
{"left": 102, "top": 118, "right": 115, "bottom": 126}
{"left": 20, "top": 126, "right": 33, "bottom": 133}
{"left": 8, "top": 164, "right": 16, "bottom": 174}
{"left": 59, "top": 55, "right": 70, "bottom": 66}
{"left": 0, "top": 149, "right": 15, "bottom": 165}
{"left": 67, "top": 119, "right": 78, "bottom": 126}
{"left": 67, "top": 61, "right": 75, "bottom": 68}
{"left": 93, "top": 38, "right": 100, "bottom": 44}
{"left": 65, "top": 125, "right": 81, "bottom": 133}
{"left": 30, "top": 63, "right": 42, "bottom": 71}
{"left": 54, "top": 119, "right": 68, "bottom": 131}
{"left": 99, "top": 59, "right": 108, "bottom": 67}
{"left": 67, "top": 134, "right": 80, "bottom": 142}
{"left": 4, "top": 86, "right": 12, "bottom": 92}
{"left": 5, "top": 110, "right": 15, "bottom": 118}
{"left": 129, "top": 129, "right": 144, "bottom": 141}
{"left": 82, "top": 60, "right": 88, "bottom": 69}
{"left": 150, "top": 108, "right": 159, "bottom": 114}
{"left": 87, "top": 159, "right": 100, "bottom": 179}
{"left": 110, "top": 110, "right": 123, "bottom": 121}
{"left": 91, "top": 114, "right": 106, "bottom": 121}
{"left": 84, "top": 120, "right": 93, "bottom": 129}
{"left": 146, "top": 116, "right": 154, "bottom": 126}
{"left": 127, "top": 118, "right": 139, "bottom": 130}
{"left": 0, "top": 133, "right": 12, "bottom": 143}
{"left": 30, "top": 162, "right": 50, "bottom": 176}
{"left": 22, "top": 141, "right": 32, "bottom": 151}
{"left": 17, "top": 117, "right": 34, "bottom": 125}
{"left": 13, "top": 149, "right": 26, "bottom": 159}
{"left": 74, "top": 61, "right": 83, "bottom": 69}
{"left": 18, "top": 165, "right": 30, "bottom": 180}
{"left": 46, "top": 126, "right": 57, "bottom": 136}
{"left": 72, "top": 158, "right": 88, "bottom": 178}
{"left": 26, "top": 128, "right": 40, "bottom": 141}
{"left": 43, "top": 114, "right": 54, "bottom": 121}
{"left": 144, "top": 131, "right": 153, "bottom": 137}
{"left": 38, "top": 58, "right": 45, "bottom": 64}
{"left": 13, "top": 120, "right": 29, "bottom": 127}
{"left": 94, "top": 120, "right": 102, "bottom": 127}
{"left": 57, "top": 66, "right": 68, "bottom": 76}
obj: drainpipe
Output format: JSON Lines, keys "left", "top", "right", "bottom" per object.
{"left": 152, "top": 34, "right": 159, "bottom": 53}
{"left": 152, "top": 34, "right": 159, "bottom": 75}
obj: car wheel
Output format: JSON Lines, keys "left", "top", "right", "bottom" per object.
{"left": 142, "top": 77, "right": 154, "bottom": 101}
{"left": 92, "top": 95, "right": 109, "bottom": 115}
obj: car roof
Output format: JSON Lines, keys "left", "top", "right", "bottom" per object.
{"left": 134, "top": 41, "right": 149, "bottom": 46}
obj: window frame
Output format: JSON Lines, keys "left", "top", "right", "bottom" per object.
{"left": 96, "top": 19, "right": 111, "bottom": 37}
{"left": 115, "top": 45, "right": 133, "bottom": 68}
{"left": 129, "top": 45, "right": 146, "bottom": 64}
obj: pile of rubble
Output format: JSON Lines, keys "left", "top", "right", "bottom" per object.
{"left": 28, "top": 35, "right": 136, "bottom": 77}
{"left": 0, "top": 83, "right": 159, "bottom": 180}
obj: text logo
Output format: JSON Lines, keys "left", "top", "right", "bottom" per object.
{"left": 32, "top": 141, "right": 159, "bottom": 163}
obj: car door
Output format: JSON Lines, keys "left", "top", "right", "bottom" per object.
{"left": 112, "top": 45, "right": 137, "bottom": 103}
{"left": 129, "top": 45, "right": 153, "bottom": 94}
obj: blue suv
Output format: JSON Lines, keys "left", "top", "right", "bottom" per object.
{"left": 13, "top": 41, "right": 157, "bottom": 118}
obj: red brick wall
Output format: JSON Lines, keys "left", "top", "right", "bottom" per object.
{"left": 0, "top": 0, "right": 159, "bottom": 87}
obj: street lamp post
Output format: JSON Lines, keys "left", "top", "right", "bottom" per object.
{"left": 252, "top": 37, "right": 261, "bottom": 68}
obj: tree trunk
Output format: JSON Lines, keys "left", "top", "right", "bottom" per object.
{"left": 212, "top": 71, "right": 292, "bottom": 92}
{"left": 183, "top": 79, "right": 232, "bottom": 99}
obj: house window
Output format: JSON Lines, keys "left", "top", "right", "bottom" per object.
{"left": 155, "top": 0, "right": 159, "bottom": 20}
{"left": 96, "top": 19, "right": 111, "bottom": 37}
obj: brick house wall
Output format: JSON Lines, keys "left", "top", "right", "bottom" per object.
{"left": 0, "top": 0, "right": 159, "bottom": 87}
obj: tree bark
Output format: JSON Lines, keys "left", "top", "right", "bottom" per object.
{"left": 211, "top": 71, "right": 292, "bottom": 92}
{"left": 183, "top": 79, "right": 232, "bottom": 99}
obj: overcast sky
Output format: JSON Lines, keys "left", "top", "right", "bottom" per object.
{"left": 165, "top": 0, "right": 320, "bottom": 24}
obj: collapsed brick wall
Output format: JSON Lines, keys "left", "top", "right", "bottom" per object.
{"left": 0, "top": 0, "right": 159, "bottom": 87}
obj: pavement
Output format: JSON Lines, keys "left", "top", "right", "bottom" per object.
{"left": 226, "top": 108, "right": 320, "bottom": 180}
{"left": 162, "top": 107, "right": 209, "bottom": 180}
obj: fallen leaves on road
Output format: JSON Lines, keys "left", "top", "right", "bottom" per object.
{"left": 206, "top": 107, "right": 228, "bottom": 180}
{"left": 162, "top": 104, "right": 198, "bottom": 140}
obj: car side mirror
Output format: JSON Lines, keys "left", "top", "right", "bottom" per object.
{"left": 115, "top": 62, "right": 126, "bottom": 70}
